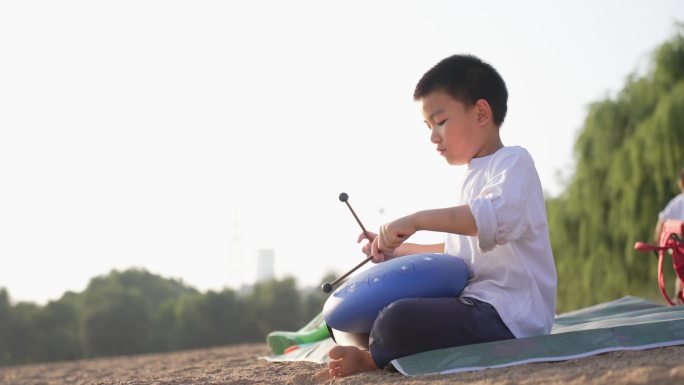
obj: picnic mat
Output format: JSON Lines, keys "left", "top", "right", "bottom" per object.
{"left": 263, "top": 296, "right": 684, "bottom": 376}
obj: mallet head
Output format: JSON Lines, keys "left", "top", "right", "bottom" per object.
{"left": 338, "top": 192, "right": 348, "bottom": 202}
{"left": 321, "top": 282, "right": 334, "bottom": 293}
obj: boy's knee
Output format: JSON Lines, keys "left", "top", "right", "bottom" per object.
{"left": 373, "top": 298, "right": 422, "bottom": 334}
{"left": 379, "top": 298, "right": 417, "bottom": 318}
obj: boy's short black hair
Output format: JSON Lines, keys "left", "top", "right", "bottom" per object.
{"left": 414, "top": 54, "right": 508, "bottom": 126}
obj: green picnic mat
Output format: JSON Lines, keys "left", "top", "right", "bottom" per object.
{"left": 263, "top": 296, "right": 684, "bottom": 376}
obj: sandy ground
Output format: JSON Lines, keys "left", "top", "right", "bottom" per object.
{"left": 1, "top": 343, "right": 683, "bottom": 385}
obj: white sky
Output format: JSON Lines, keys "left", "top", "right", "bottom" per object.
{"left": 1, "top": 0, "right": 683, "bottom": 304}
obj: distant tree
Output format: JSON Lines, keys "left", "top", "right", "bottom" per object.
{"left": 0, "top": 289, "right": 13, "bottom": 365}
{"left": 246, "top": 277, "right": 304, "bottom": 340}
{"left": 29, "top": 296, "right": 82, "bottom": 362}
{"left": 79, "top": 268, "right": 199, "bottom": 356}
{"left": 149, "top": 297, "right": 179, "bottom": 352}
{"left": 8, "top": 302, "right": 40, "bottom": 364}
{"left": 201, "top": 290, "right": 248, "bottom": 345}
{"left": 302, "top": 272, "right": 338, "bottom": 320}
{"left": 85, "top": 268, "right": 197, "bottom": 308}
{"left": 174, "top": 289, "right": 247, "bottom": 349}
{"left": 83, "top": 289, "right": 150, "bottom": 357}
{"left": 548, "top": 27, "right": 684, "bottom": 311}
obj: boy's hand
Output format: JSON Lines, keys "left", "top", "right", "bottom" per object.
{"left": 372, "top": 215, "right": 416, "bottom": 261}
{"left": 357, "top": 231, "right": 385, "bottom": 263}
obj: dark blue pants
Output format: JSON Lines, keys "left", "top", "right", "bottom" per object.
{"left": 367, "top": 297, "right": 514, "bottom": 368}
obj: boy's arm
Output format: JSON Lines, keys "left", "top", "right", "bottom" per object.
{"left": 389, "top": 242, "right": 444, "bottom": 258}
{"left": 411, "top": 205, "right": 478, "bottom": 236}
{"left": 359, "top": 231, "right": 443, "bottom": 261}
{"left": 372, "top": 205, "right": 476, "bottom": 259}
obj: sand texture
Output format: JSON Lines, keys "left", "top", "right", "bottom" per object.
{"left": 1, "top": 343, "right": 684, "bottom": 385}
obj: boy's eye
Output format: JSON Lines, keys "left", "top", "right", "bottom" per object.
{"left": 437, "top": 120, "right": 447, "bottom": 127}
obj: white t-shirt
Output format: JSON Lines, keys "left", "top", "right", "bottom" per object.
{"left": 659, "top": 193, "right": 684, "bottom": 221}
{"left": 444, "top": 146, "right": 557, "bottom": 338}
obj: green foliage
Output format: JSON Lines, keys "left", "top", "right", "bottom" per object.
{"left": 6, "top": 302, "right": 41, "bottom": 364}
{"left": 247, "top": 277, "right": 304, "bottom": 339}
{"left": 548, "top": 28, "right": 684, "bottom": 312}
{"left": 29, "top": 298, "right": 82, "bottom": 362}
{"left": 83, "top": 268, "right": 198, "bottom": 308}
{"left": 0, "top": 268, "right": 333, "bottom": 366}
{"left": 0, "top": 289, "right": 14, "bottom": 365}
{"left": 302, "top": 272, "right": 338, "bottom": 321}
{"left": 83, "top": 289, "right": 151, "bottom": 356}
{"left": 174, "top": 289, "right": 247, "bottom": 348}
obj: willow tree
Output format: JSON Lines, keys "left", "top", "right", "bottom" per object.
{"left": 548, "top": 28, "right": 684, "bottom": 312}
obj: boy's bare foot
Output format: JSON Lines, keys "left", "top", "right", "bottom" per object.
{"left": 327, "top": 345, "right": 378, "bottom": 378}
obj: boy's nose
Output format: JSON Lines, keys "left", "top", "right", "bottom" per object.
{"left": 430, "top": 127, "right": 441, "bottom": 143}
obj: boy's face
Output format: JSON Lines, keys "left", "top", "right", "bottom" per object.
{"left": 419, "top": 90, "right": 490, "bottom": 165}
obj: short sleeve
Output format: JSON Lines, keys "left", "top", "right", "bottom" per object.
{"left": 659, "top": 203, "right": 673, "bottom": 221}
{"left": 468, "top": 149, "right": 535, "bottom": 253}
{"left": 659, "top": 195, "right": 684, "bottom": 221}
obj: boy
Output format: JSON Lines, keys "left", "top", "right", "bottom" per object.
{"left": 327, "top": 54, "right": 557, "bottom": 377}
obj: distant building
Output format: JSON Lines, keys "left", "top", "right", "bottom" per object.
{"left": 256, "top": 248, "right": 275, "bottom": 282}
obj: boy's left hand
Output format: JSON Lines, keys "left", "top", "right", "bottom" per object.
{"left": 372, "top": 215, "right": 416, "bottom": 260}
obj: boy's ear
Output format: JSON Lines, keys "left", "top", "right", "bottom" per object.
{"left": 474, "top": 99, "right": 492, "bottom": 125}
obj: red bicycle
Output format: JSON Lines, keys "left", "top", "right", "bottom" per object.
{"left": 634, "top": 220, "right": 684, "bottom": 305}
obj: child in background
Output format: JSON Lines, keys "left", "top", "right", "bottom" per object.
{"left": 654, "top": 168, "right": 684, "bottom": 304}
{"left": 327, "top": 54, "right": 557, "bottom": 377}
{"left": 655, "top": 168, "right": 684, "bottom": 242}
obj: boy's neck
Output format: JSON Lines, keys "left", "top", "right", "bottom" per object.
{"left": 475, "top": 136, "right": 504, "bottom": 159}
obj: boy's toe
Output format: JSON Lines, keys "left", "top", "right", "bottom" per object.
{"left": 328, "top": 345, "right": 346, "bottom": 360}
{"left": 328, "top": 359, "right": 340, "bottom": 371}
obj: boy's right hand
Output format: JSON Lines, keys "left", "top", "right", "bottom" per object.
{"left": 357, "top": 231, "right": 387, "bottom": 263}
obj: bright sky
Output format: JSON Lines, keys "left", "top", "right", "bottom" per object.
{"left": 1, "top": 1, "right": 683, "bottom": 304}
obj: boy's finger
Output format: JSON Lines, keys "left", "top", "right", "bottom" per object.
{"left": 376, "top": 232, "right": 385, "bottom": 252}
{"left": 358, "top": 231, "right": 376, "bottom": 243}
{"left": 379, "top": 225, "right": 389, "bottom": 245}
{"left": 384, "top": 233, "right": 398, "bottom": 249}
{"left": 371, "top": 239, "right": 384, "bottom": 262}
{"left": 378, "top": 238, "right": 390, "bottom": 260}
{"left": 362, "top": 243, "right": 371, "bottom": 256}
{"left": 371, "top": 238, "right": 379, "bottom": 255}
